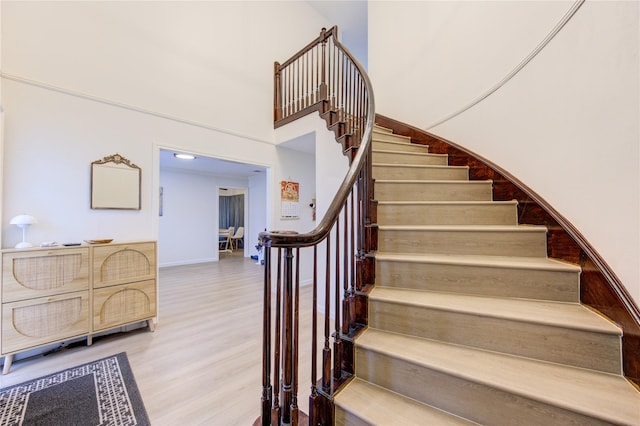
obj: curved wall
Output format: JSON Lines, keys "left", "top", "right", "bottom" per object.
{"left": 369, "top": 1, "right": 639, "bottom": 305}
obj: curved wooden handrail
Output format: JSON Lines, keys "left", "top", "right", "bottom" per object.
{"left": 260, "top": 27, "right": 375, "bottom": 426}
{"left": 263, "top": 32, "right": 375, "bottom": 248}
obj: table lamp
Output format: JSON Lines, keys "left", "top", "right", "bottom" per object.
{"left": 10, "top": 214, "right": 37, "bottom": 249}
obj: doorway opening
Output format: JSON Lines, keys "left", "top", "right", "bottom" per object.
{"left": 157, "top": 148, "right": 269, "bottom": 267}
{"left": 218, "top": 187, "right": 246, "bottom": 258}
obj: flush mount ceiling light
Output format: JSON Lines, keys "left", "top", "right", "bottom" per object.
{"left": 174, "top": 153, "right": 196, "bottom": 160}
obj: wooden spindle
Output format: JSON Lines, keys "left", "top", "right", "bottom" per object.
{"left": 322, "top": 234, "right": 331, "bottom": 390}
{"left": 333, "top": 222, "right": 342, "bottom": 380}
{"left": 290, "top": 248, "right": 300, "bottom": 426}
{"left": 261, "top": 247, "right": 272, "bottom": 426}
{"left": 273, "top": 248, "right": 282, "bottom": 423}
{"left": 309, "top": 246, "right": 318, "bottom": 425}
{"left": 281, "top": 247, "right": 294, "bottom": 424}
{"left": 350, "top": 189, "right": 356, "bottom": 327}
{"left": 342, "top": 200, "right": 350, "bottom": 335}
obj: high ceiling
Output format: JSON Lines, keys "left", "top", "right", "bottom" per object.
{"left": 159, "top": 149, "right": 267, "bottom": 178}
{"left": 159, "top": 1, "right": 366, "bottom": 178}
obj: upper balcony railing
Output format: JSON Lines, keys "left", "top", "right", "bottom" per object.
{"left": 260, "top": 27, "right": 375, "bottom": 425}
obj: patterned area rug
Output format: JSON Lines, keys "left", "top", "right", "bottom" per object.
{"left": 0, "top": 353, "right": 149, "bottom": 426}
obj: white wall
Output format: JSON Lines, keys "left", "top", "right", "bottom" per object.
{"left": 249, "top": 170, "right": 269, "bottom": 258}
{"left": 1, "top": 1, "right": 332, "bottom": 142}
{"left": 159, "top": 169, "right": 248, "bottom": 266}
{"left": 270, "top": 144, "right": 317, "bottom": 286}
{"left": 1, "top": 1, "right": 333, "bottom": 249}
{"left": 275, "top": 114, "right": 350, "bottom": 315}
{"left": 369, "top": 1, "right": 640, "bottom": 305}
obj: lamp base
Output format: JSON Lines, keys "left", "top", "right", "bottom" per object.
{"left": 15, "top": 241, "right": 33, "bottom": 249}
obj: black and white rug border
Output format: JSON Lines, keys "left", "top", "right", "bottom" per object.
{"left": 0, "top": 352, "right": 149, "bottom": 426}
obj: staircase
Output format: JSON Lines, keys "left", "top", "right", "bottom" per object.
{"left": 333, "top": 126, "right": 640, "bottom": 425}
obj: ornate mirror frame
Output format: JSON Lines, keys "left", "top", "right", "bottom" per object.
{"left": 91, "top": 153, "right": 141, "bottom": 210}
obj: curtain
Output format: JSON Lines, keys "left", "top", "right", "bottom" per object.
{"left": 219, "top": 195, "right": 244, "bottom": 230}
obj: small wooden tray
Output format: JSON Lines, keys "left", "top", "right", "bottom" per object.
{"left": 84, "top": 239, "right": 113, "bottom": 244}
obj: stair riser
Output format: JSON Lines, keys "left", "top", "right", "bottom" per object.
{"left": 372, "top": 131, "right": 412, "bottom": 144}
{"left": 372, "top": 140, "right": 429, "bottom": 153}
{"left": 375, "top": 181, "right": 493, "bottom": 202}
{"left": 378, "top": 228, "right": 548, "bottom": 257}
{"left": 368, "top": 301, "right": 622, "bottom": 373}
{"left": 373, "top": 165, "right": 468, "bottom": 180}
{"left": 376, "top": 260, "right": 580, "bottom": 302}
{"left": 356, "top": 348, "right": 612, "bottom": 426}
{"left": 372, "top": 151, "right": 447, "bottom": 166}
{"left": 377, "top": 203, "right": 518, "bottom": 226}
{"left": 335, "top": 410, "right": 369, "bottom": 426}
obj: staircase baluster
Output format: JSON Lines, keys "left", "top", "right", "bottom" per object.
{"left": 290, "top": 248, "right": 301, "bottom": 426}
{"left": 261, "top": 247, "right": 272, "bottom": 426}
{"left": 322, "top": 233, "right": 332, "bottom": 390}
{"left": 333, "top": 221, "right": 342, "bottom": 380}
{"left": 309, "top": 246, "right": 318, "bottom": 425}
{"left": 273, "top": 248, "right": 282, "bottom": 424}
{"left": 350, "top": 188, "right": 356, "bottom": 328}
{"left": 342, "top": 200, "right": 350, "bottom": 335}
{"left": 281, "top": 247, "right": 295, "bottom": 424}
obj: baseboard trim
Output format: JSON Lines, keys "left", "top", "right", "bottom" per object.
{"left": 159, "top": 258, "right": 217, "bottom": 268}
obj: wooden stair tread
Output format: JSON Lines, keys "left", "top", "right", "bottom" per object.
{"left": 371, "top": 139, "right": 422, "bottom": 147}
{"left": 373, "top": 125, "right": 395, "bottom": 134}
{"left": 377, "top": 200, "right": 518, "bottom": 206}
{"left": 375, "top": 179, "right": 493, "bottom": 184}
{"left": 357, "top": 329, "right": 640, "bottom": 425}
{"left": 373, "top": 163, "right": 468, "bottom": 170}
{"left": 375, "top": 252, "right": 580, "bottom": 272}
{"left": 378, "top": 224, "right": 547, "bottom": 232}
{"left": 369, "top": 287, "right": 621, "bottom": 335}
{"left": 373, "top": 148, "right": 442, "bottom": 156}
{"left": 335, "top": 378, "right": 477, "bottom": 425}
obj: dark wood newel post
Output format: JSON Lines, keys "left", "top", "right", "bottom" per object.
{"left": 261, "top": 248, "right": 272, "bottom": 426}
{"left": 282, "top": 247, "right": 294, "bottom": 425}
{"left": 274, "top": 62, "right": 282, "bottom": 122}
{"left": 319, "top": 28, "right": 328, "bottom": 107}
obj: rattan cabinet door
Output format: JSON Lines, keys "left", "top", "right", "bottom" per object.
{"left": 92, "top": 279, "right": 157, "bottom": 332}
{"left": 1, "top": 291, "right": 90, "bottom": 354}
{"left": 2, "top": 248, "right": 90, "bottom": 303}
{"left": 92, "top": 242, "right": 156, "bottom": 288}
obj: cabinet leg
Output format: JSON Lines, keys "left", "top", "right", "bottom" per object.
{"left": 148, "top": 318, "right": 157, "bottom": 332}
{"left": 87, "top": 335, "right": 93, "bottom": 346}
{"left": 2, "top": 355, "right": 14, "bottom": 375}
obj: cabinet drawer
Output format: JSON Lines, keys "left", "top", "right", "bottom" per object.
{"left": 93, "top": 242, "right": 156, "bottom": 288}
{"left": 2, "top": 291, "right": 90, "bottom": 354}
{"left": 2, "top": 248, "right": 90, "bottom": 302}
{"left": 93, "top": 279, "right": 157, "bottom": 331}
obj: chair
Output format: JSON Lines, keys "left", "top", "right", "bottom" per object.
{"left": 230, "top": 227, "right": 244, "bottom": 251}
{"left": 219, "top": 226, "right": 234, "bottom": 251}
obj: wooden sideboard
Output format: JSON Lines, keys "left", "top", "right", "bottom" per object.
{"left": 1, "top": 241, "right": 157, "bottom": 374}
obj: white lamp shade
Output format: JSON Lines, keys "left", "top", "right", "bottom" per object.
{"left": 10, "top": 214, "right": 37, "bottom": 249}
{"left": 10, "top": 214, "right": 38, "bottom": 226}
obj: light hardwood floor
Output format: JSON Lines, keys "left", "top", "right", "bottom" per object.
{"left": 0, "top": 253, "right": 324, "bottom": 425}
